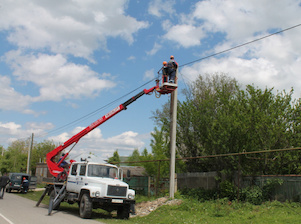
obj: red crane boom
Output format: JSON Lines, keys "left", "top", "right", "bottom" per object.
{"left": 46, "top": 80, "right": 174, "bottom": 177}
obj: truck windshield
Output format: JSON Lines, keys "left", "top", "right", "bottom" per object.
{"left": 87, "top": 165, "right": 118, "bottom": 179}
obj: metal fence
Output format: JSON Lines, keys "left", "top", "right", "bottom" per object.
{"left": 124, "top": 176, "right": 170, "bottom": 196}
{"left": 243, "top": 175, "right": 301, "bottom": 201}
{"left": 126, "top": 172, "right": 301, "bottom": 201}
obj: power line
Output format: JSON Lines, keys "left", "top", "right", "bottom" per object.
{"left": 180, "top": 23, "right": 301, "bottom": 68}
{"left": 36, "top": 78, "right": 156, "bottom": 139}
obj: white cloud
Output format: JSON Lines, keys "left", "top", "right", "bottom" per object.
{"left": 181, "top": 35, "right": 301, "bottom": 97}
{"left": 148, "top": 0, "right": 176, "bottom": 17}
{"left": 143, "top": 69, "right": 155, "bottom": 81}
{"left": 0, "top": 0, "right": 149, "bottom": 60}
{"left": 127, "top": 56, "right": 136, "bottom": 61}
{"left": 163, "top": 0, "right": 301, "bottom": 47}
{"left": 0, "top": 0, "right": 149, "bottom": 112}
{"left": 0, "top": 122, "right": 22, "bottom": 136}
{"left": 174, "top": 0, "right": 301, "bottom": 98}
{"left": 0, "top": 75, "right": 34, "bottom": 113}
{"left": 0, "top": 121, "right": 54, "bottom": 146}
{"left": 48, "top": 127, "right": 145, "bottom": 159}
{"left": 49, "top": 132, "right": 70, "bottom": 145}
{"left": 163, "top": 24, "right": 206, "bottom": 48}
{"left": 191, "top": 0, "right": 301, "bottom": 41}
{"left": 146, "top": 42, "right": 162, "bottom": 56}
{"left": 5, "top": 50, "right": 116, "bottom": 102}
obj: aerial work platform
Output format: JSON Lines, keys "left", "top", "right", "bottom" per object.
{"left": 156, "top": 82, "right": 178, "bottom": 94}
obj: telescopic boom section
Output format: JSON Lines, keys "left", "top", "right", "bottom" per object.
{"left": 46, "top": 84, "right": 159, "bottom": 177}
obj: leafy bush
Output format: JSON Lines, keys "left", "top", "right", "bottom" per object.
{"left": 243, "top": 185, "right": 263, "bottom": 205}
{"left": 218, "top": 180, "right": 237, "bottom": 200}
{"left": 262, "top": 178, "right": 283, "bottom": 201}
{"left": 180, "top": 178, "right": 284, "bottom": 205}
{"left": 180, "top": 187, "right": 218, "bottom": 201}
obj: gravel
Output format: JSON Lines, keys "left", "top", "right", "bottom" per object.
{"left": 131, "top": 197, "right": 182, "bottom": 217}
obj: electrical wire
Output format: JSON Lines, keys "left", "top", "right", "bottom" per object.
{"left": 179, "top": 23, "right": 301, "bottom": 68}
{"left": 35, "top": 78, "right": 157, "bottom": 139}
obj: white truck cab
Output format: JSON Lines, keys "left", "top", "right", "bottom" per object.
{"left": 67, "top": 162, "right": 135, "bottom": 200}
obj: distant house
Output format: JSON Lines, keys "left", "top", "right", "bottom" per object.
{"left": 35, "top": 163, "right": 52, "bottom": 183}
{"left": 71, "top": 153, "right": 105, "bottom": 163}
{"left": 120, "top": 166, "right": 146, "bottom": 178}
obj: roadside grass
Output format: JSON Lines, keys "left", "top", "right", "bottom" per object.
{"left": 17, "top": 190, "right": 301, "bottom": 223}
{"left": 102, "top": 198, "right": 301, "bottom": 224}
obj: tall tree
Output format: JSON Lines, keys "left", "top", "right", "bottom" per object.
{"left": 2, "top": 139, "right": 29, "bottom": 173}
{"left": 153, "top": 73, "right": 300, "bottom": 176}
{"left": 31, "top": 140, "right": 56, "bottom": 174}
{"left": 126, "top": 149, "right": 142, "bottom": 166}
{"left": 107, "top": 150, "right": 121, "bottom": 165}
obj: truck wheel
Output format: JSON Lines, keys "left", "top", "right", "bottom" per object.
{"left": 79, "top": 193, "right": 92, "bottom": 219}
{"left": 49, "top": 190, "right": 60, "bottom": 210}
{"left": 117, "top": 205, "right": 130, "bottom": 219}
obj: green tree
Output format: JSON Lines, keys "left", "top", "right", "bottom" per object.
{"left": 140, "top": 148, "right": 155, "bottom": 176}
{"left": 127, "top": 149, "right": 142, "bottom": 165}
{"left": 2, "top": 139, "right": 29, "bottom": 173}
{"left": 30, "top": 140, "right": 56, "bottom": 174}
{"left": 0, "top": 139, "right": 58, "bottom": 175}
{"left": 108, "top": 150, "right": 121, "bottom": 165}
{"left": 0, "top": 145, "right": 5, "bottom": 174}
{"left": 237, "top": 86, "right": 295, "bottom": 175}
{"left": 153, "top": 73, "right": 300, "bottom": 177}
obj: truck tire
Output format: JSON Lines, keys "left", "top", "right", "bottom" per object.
{"left": 117, "top": 204, "right": 130, "bottom": 219}
{"left": 49, "top": 190, "right": 60, "bottom": 210}
{"left": 79, "top": 193, "right": 92, "bottom": 219}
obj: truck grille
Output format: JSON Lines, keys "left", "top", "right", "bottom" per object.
{"left": 107, "top": 185, "right": 127, "bottom": 197}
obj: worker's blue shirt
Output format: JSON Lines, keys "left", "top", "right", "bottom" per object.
{"left": 167, "top": 60, "right": 178, "bottom": 72}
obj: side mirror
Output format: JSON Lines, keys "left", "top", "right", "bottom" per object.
{"left": 126, "top": 170, "right": 131, "bottom": 181}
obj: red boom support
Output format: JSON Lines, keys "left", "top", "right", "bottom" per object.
{"left": 46, "top": 83, "right": 161, "bottom": 177}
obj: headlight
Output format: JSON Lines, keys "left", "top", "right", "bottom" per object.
{"left": 128, "top": 193, "right": 135, "bottom": 199}
{"left": 95, "top": 191, "right": 100, "bottom": 197}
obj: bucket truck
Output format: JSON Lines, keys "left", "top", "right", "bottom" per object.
{"left": 36, "top": 78, "right": 177, "bottom": 219}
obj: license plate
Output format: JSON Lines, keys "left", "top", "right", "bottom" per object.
{"left": 112, "top": 199, "right": 123, "bottom": 203}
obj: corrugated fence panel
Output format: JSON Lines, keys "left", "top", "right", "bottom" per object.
{"left": 244, "top": 176, "right": 301, "bottom": 201}
{"left": 124, "top": 176, "right": 149, "bottom": 196}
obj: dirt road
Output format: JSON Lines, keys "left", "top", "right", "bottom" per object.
{"left": 0, "top": 193, "right": 103, "bottom": 224}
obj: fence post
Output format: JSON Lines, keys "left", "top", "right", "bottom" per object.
{"left": 156, "top": 161, "right": 161, "bottom": 196}
{"left": 237, "top": 155, "right": 241, "bottom": 202}
{"left": 148, "top": 176, "right": 151, "bottom": 197}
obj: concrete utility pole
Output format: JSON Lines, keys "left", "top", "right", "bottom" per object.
{"left": 169, "top": 70, "right": 178, "bottom": 199}
{"left": 26, "top": 133, "right": 34, "bottom": 174}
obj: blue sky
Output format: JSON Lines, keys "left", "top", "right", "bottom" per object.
{"left": 1, "top": 0, "right": 301, "bottom": 161}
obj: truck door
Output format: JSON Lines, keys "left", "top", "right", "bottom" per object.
{"left": 66, "top": 164, "right": 78, "bottom": 192}
{"left": 74, "top": 164, "right": 87, "bottom": 192}
{"left": 66, "top": 163, "right": 87, "bottom": 193}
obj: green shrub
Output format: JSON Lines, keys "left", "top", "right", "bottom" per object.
{"left": 180, "top": 187, "right": 218, "bottom": 201}
{"left": 243, "top": 185, "right": 263, "bottom": 205}
{"left": 218, "top": 180, "right": 237, "bottom": 200}
{"left": 262, "top": 178, "right": 283, "bottom": 201}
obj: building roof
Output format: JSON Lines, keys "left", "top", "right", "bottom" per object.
{"left": 120, "top": 166, "right": 146, "bottom": 177}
